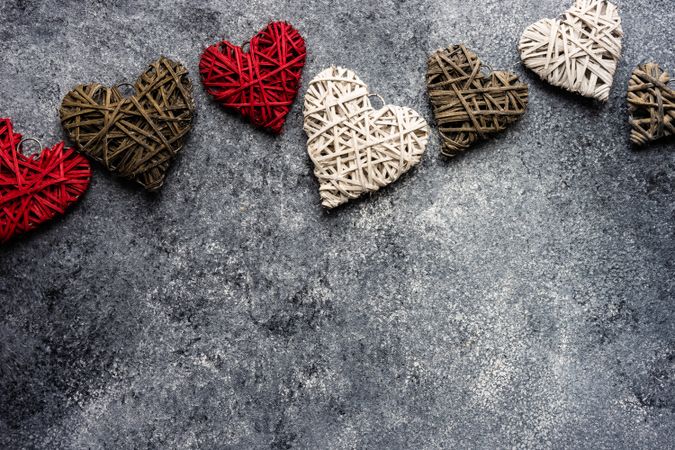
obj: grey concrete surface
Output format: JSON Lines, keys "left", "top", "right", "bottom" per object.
{"left": 0, "top": 0, "right": 673, "bottom": 448}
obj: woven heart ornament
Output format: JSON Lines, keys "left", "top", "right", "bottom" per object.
{"left": 518, "top": 0, "right": 623, "bottom": 101}
{"left": 0, "top": 118, "right": 91, "bottom": 243}
{"left": 60, "top": 57, "right": 195, "bottom": 191}
{"left": 199, "top": 21, "right": 306, "bottom": 134}
{"left": 426, "top": 45, "right": 529, "bottom": 156}
{"left": 303, "top": 67, "right": 429, "bottom": 208}
{"left": 627, "top": 63, "right": 674, "bottom": 146}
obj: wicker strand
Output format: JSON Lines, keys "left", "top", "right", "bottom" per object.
{"left": 627, "top": 63, "right": 675, "bottom": 146}
{"left": 426, "top": 45, "right": 529, "bottom": 156}
{"left": 518, "top": 0, "right": 623, "bottom": 101}
{"left": 0, "top": 118, "right": 91, "bottom": 243}
{"left": 303, "top": 67, "right": 429, "bottom": 209}
{"left": 59, "top": 57, "right": 195, "bottom": 191}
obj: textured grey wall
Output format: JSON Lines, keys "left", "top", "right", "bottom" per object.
{"left": 0, "top": 0, "right": 673, "bottom": 448}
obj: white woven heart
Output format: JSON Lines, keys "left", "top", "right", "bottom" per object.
{"left": 518, "top": 0, "right": 623, "bottom": 101}
{"left": 303, "top": 67, "right": 429, "bottom": 208}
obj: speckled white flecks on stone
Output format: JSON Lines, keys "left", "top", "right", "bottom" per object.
{"left": 0, "top": 0, "right": 674, "bottom": 448}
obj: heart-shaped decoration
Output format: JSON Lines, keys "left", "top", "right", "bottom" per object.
{"left": 59, "top": 57, "right": 195, "bottom": 191}
{"left": 627, "top": 63, "right": 674, "bottom": 146}
{"left": 426, "top": 45, "right": 529, "bottom": 156}
{"left": 199, "top": 21, "right": 306, "bottom": 134}
{"left": 303, "top": 67, "right": 429, "bottom": 208}
{"left": 0, "top": 118, "right": 91, "bottom": 243}
{"left": 518, "top": 0, "right": 623, "bottom": 101}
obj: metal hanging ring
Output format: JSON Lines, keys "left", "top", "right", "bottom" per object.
{"left": 479, "top": 63, "right": 499, "bottom": 79}
{"left": 114, "top": 82, "right": 136, "bottom": 97}
{"left": 18, "top": 137, "right": 43, "bottom": 156}
{"left": 368, "top": 94, "right": 386, "bottom": 109}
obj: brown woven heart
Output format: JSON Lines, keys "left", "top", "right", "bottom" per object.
{"left": 426, "top": 45, "right": 528, "bottom": 156}
{"left": 627, "top": 63, "right": 674, "bottom": 146}
{"left": 59, "top": 57, "right": 195, "bottom": 191}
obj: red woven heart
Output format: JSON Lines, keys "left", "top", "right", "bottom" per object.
{"left": 0, "top": 118, "right": 91, "bottom": 243}
{"left": 199, "top": 21, "right": 306, "bottom": 134}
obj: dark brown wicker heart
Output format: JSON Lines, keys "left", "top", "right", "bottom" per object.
{"left": 59, "top": 57, "right": 195, "bottom": 191}
{"left": 627, "top": 63, "right": 674, "bottom": 146}
{"left": 426, "top": 45, "right": 528, "bottom": 156}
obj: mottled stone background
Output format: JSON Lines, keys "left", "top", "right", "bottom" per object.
{"left": 0, "top": 0, "right": 673, "bottom": 448}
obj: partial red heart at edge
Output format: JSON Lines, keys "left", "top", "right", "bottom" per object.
{"left": 199, "top": 21, "right": 306, "bottom": 134}
{"left": 0, "top": 118, "right": 91, "bottom": 243}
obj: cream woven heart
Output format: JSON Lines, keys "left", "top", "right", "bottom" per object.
{"left": 303, "top": 67, "right": 429, "bottom": 208}
{"left": 518, "top": 0, "right": 623, "bottom": 101}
